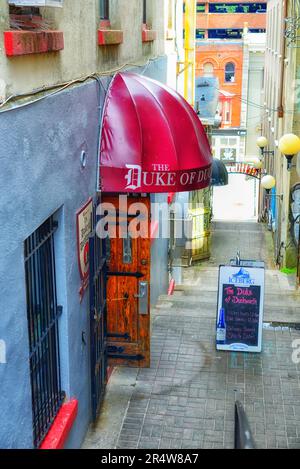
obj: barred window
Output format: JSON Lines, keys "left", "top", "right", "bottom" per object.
{"left": 24, "top": 215, "right": 64, "bottom": 448}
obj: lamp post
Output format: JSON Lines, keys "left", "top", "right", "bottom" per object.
{"left": 278, "top": 133, "right": 300, "bottom": 171}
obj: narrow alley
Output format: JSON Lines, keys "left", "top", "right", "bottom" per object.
{"left": 3, "top": 0, "right": 300, "bottom": 456}
{"left": 83, "top": 221, "right": 300, "bottom": 450}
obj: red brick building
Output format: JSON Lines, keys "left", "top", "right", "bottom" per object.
{"left": 193, "top": 1, "right": 266, "bottom": 128}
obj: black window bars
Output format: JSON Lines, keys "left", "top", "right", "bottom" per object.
{"left": 24, "top": 216, "right": 64, "bottom": 448}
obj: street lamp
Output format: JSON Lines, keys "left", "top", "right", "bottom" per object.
{"left": 256, "top": 136, "right": 275, "bottom": 157}
{"left": 278, "top": 133, "right": 300, "bottom": 171}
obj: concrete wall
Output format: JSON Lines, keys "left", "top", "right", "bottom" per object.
{"left": 0, "top": 0, "right": 170, "bottom": 97}
{"left": 0, "top": 56, "right": 169, "bottom": 449}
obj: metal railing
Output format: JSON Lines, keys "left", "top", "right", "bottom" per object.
{"left": 234, "top": 401, "right": 256, "bottom": 449}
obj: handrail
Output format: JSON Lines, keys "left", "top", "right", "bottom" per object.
{"left": 234, "top": 400, "right": 256, "bottom": 449}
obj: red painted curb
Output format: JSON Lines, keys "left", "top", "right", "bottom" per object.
{"left": 168, "top": 279, "right": 175, "bottom": 296}
{"left": 40, "top": 399, "right": 78, "bottom": 450}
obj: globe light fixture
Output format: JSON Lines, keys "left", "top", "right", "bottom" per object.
{"left": 256, "top": 136, "right": 274, "bottom": 157}
{"left": 246, "top": 157, "right": 263, "bottom": 170}
{"left": 261, "top": 175, "right": 275, "bottom": 193}
{"left": 261, "top": 175, "right": 283, "bottom": 200}
{"left": 257, "top": 136, "right": 268, "bottom": 149}
{"left": 278, "top": 133, "right": 300, "bottom": 170}
{"left": 251, "top": 157, "right": 263, "bottom": 170}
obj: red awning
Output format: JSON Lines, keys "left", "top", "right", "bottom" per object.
{"left": 99, "top": 72, "right": 212, "bottom": 193}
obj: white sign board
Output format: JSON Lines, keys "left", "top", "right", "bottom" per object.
{"left": 216, "top": 264, "right": 265, "bottom": 353}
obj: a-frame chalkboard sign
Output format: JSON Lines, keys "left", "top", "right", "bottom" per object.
{"left": 216, "top": 262, "right": 265, "bottom": 353}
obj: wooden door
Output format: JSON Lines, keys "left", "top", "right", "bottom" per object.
{"left": 102, "top": 195, "right": 151, "bottom": 368}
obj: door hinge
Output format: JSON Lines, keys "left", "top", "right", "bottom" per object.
{"left": 107, "top": 271, "right": 144, "bottom": 278}
{"left": 108, "top": 353, "right": 145, "bottom": 361}
{"left": 107, "top": 345, "right": 125, "bottom": 354}
{"left": 107, "top": 332, "right": 131, "bottom": 340}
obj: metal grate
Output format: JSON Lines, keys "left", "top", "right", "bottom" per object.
{"left": 24, "top": 216, "right": 65, "bottom": 448}
{"left": 90, "top": 202, "right": 107, "bottom": 421}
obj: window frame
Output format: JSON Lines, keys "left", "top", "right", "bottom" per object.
{"left": 8, "top": 0, "right": 63, "bottom": 7}
{"left": 224, "top": 62, "right": 236, "bottom": 83}
{"left": 143, "top": 0, "right": 147, "bottom": 24}
{"left": 100, "top": 0, "right": 109, "bottom": 20}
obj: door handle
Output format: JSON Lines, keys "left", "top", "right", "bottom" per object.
{"left": 134, "top": 281, "right": 148, "bottom": 315}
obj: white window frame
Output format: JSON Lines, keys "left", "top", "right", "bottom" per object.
{"left": 8, "top": 0, "right": 63, "bottom": 7}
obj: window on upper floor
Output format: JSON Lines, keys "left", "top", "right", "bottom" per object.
{"left": 209, "top": 3, "right": 267, "bottom": 14}
{"left": 208, "top": 28, "right": 243, "bottom": 39}
{"left": 196, "top": 28, "right": 205, "bottom": 39}
{"left": 8, "top": 0, "right": 63, "bottom": 6}
{"left": 184, "top": 3, "right": 205, "bottom": 13}
{"left": 143, "top": 0, "right": 147, "bottom": 24}
{"left": 100, "top": 0, "right": 109, "bottom": 20}
{"left": 203, "top": 62, "right": 214, "bottom": 77}
{"left": 197, "top": 3, "right": 205, "bottom": 13}
{"left": 8, "top": 0, "right": 63, "bottom": 29}
{"left": 225, "top": 62, "right": 236, "bottom": 83}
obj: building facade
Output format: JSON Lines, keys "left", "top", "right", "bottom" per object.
{"left": 192, "top": 1, "right": 266, "bottom": 222}
{"left": 261, "top": 0, "right": 300, "bottom": 270}
{"left": 0, "top": 0, "right": 177, "bottom": 449}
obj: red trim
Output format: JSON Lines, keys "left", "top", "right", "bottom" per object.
{"left": 168, "top": 279, "right": 175, "bottom": 295}
{"left": 99, "top": 20, "right": 111, "bottom": 29}
{"left": 40, "top": 399, "right": 78, "bottom": 450}
{"left": 107, "top": 366, "right": 114, "bottom": 382}
{"left": 4, "top": 30, "right": 64, "bottom": 57}
{"left": 142, "top": 24, "right": 157, "bottom": 42}
{"left": 98, "top": 29, "right": 123, "bottom": 46}
{"left": 150, "top": 220, "right": 159, "bottom": 243}
{"left": 168, "top": 279, "right": 175, "bottom": 296}
{"left": 168, "top": 192, "right": 175, "bottom": 204}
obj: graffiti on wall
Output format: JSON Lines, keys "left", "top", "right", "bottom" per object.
{"left": 290, "top": 183, "right": 300, "bottom": 245}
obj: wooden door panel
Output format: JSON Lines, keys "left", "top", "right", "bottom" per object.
{"left": 103, "top": 195, "right": 151, "bottom": 368}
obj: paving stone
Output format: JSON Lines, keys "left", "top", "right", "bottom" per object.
{"left": 83, "top": 222, "right": 300, "bottom": 450}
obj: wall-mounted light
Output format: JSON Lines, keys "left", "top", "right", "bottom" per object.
{"left": 246, "top": 157, "right": 263, "bottom": 170}
{"left": 278, "top": 133, "right": 300, "bottom": 171}
{"left": 261, "top": 175, "right": 283, "bottom": 200}
{"left": 256, "top": 136, "right": 275, "bottom": 157}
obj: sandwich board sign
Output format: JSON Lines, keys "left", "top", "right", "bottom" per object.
{"left": 216, "top": 264, "right": 265, "bottom": 353}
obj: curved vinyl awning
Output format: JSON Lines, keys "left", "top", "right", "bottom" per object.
{"left": 211, "top": 159, "right": 228, "bottom": 186}
{"left": 99, "top": 72, "right": 212, "bottom": 193}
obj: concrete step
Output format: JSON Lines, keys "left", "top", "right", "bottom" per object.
{"left": 159, "top": 292, "right": 300, "bottom": 308}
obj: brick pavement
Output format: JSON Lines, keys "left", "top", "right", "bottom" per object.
{"left": 83, "top": 221, "right": 300, "bottom": 450}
